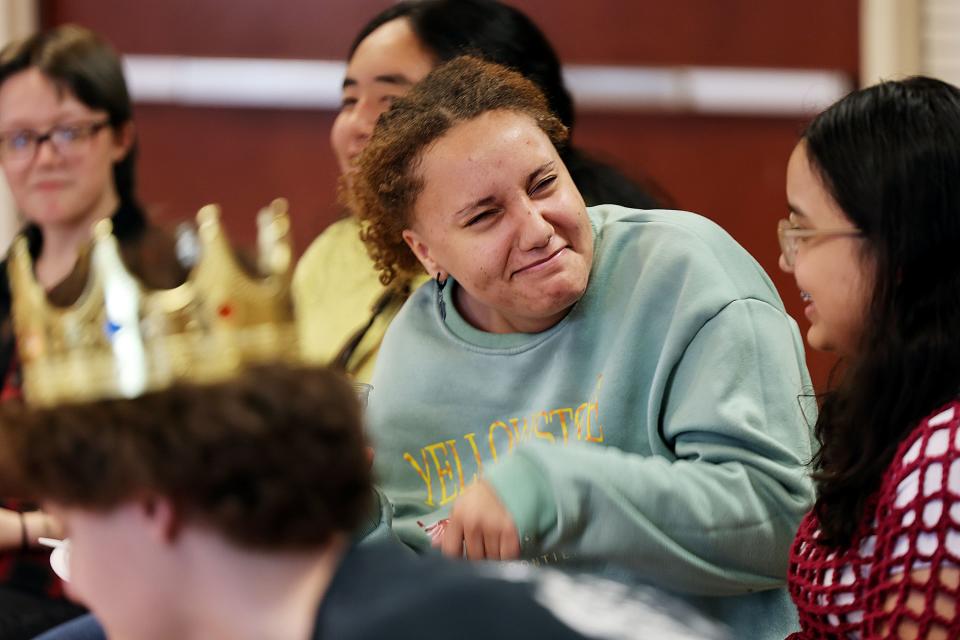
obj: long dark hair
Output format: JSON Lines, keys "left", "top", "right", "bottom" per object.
{"left": 805, "top": 76, "right": 960, "bottom": 546}
{"left": 0, "top": 24, "right": 145, "bottom": 251}
{"left": 349, "top": 0, "right": 663, "bottom": 209}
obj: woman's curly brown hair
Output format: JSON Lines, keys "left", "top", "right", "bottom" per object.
{"left": 345, "top": 55, "right": 568, "bottom": 285}
{"left": 0, "top": 364, "right": 371, "bottom": 551}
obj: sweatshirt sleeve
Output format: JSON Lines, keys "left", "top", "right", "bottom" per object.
{"left": 484, "top": 298, "right": 816, "bottom": 596}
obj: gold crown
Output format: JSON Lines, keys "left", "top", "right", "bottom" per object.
{"left": 9, "top": 199, "right": 298, "bottom": 406}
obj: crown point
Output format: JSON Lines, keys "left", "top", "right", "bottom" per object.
{"left": 197, "top": 204, "right": 221, "bottom": 227}
{"left": 270, "top": 197, "right": 289, "bottom": 214}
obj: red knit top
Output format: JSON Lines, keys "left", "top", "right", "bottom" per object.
{"left": 788, "top": 400, "right": 960, "bottom": 639}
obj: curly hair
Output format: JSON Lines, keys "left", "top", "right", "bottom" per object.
{"left": 346, "top": 55, "right": 568, "bottom": 285}
{"left": 0, "top": 364, "right": 372, "bottom": 551}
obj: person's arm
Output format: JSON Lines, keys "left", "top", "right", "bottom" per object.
{"left": 447, "top": 299, "right": 815, "bottom": 595}
{"left": 869, "top": 568, "right": 958, "bottom": 639}
{"left": 861, "top": 413, "right": 960, "bottom": 639}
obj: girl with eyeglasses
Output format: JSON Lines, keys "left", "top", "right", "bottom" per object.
{"left": 780, "top": 77, "right": 960, "bottom": 638}
{"left": 0, "top": 25, "right": 184, "bottom": 638}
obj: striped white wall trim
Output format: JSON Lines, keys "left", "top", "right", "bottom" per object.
{"left": 123, "top": 54, "right": 852, "bottom": 117}
{"left": 922, "top": 0, "right": 960, "bottom": 86}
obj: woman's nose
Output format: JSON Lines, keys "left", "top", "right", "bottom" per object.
{"left": 517, "top": 207, "right": 554, "bottom": 251}
{"left": 778, "top": 252, "right": 794, "bottom": 273}
{"left": 347, "top": 112, "right": 374, "bottom": 145}
{"left": 32, "top": 136, "right": 63, "bottom": 167}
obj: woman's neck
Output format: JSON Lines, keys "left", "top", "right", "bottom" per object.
{"left": 33, "top": 190, "right": 120, "bottom": 290}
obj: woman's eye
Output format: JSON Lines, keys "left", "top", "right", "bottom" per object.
{"left": 382, "top": 94, "right": 402, "bottom": 106}
{"left": 531, "top": 175, "right": 557, "bottom": 195}
{"left": 466, "top": 209, "right": 498, "bottom": 227}
{"left": 339, "top": 97, "right": 357, "bottom": 110}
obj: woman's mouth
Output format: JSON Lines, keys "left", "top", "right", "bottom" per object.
{"left": 801, "top": 291, "right": 816, "bottom": 320}
{"left": 512, "top": 246, "right": 567, "bottom": 277}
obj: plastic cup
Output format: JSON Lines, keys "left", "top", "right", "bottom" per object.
{"left": 354, "top": 383, "right": 372, "bottom": 409}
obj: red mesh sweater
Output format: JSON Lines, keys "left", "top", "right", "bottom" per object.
{"left": 788, "top": 400, "right": 960, "bottom": 639}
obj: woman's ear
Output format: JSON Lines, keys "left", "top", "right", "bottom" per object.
{"left": 402, "top": 228, "right": 444, "bottom": 278}
{"left": 110, "top": 121, "right": 135, "bottom": 162}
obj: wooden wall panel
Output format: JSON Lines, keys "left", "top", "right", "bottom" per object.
{"left": 38, "top": 0, "right": 853, "bottom": 389}
{"left": 42, "top": 0, "right": 859, "bottom": 72}
{"left": 509, "top": 0, "right": 859, "bottom": 72}
{"left": 131, "top": 106, "right": 341, "bottom": 253}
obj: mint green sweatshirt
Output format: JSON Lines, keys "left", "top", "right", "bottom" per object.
{"left": 367, "top": 206, "right": 815, "bottom": 638}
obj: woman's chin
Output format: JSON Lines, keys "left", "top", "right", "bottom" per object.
{"left": 804, "top": 325, "right": 833, "bottom": 353}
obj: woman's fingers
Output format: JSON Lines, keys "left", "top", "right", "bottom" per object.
{"left": 440, "top": 517, "right": 465, "bottom": 558}
{"left": 438, "top": 480, "right": 521, "bottom": 561}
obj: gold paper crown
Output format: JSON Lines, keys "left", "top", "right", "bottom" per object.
{"left": 9, "top": 199, "right": 297, "bottom": 406}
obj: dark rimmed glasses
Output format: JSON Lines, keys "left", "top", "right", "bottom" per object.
{"left": 0, "top": 120, "right": 111, "bottom": 168}
{"left": 777, "top": 218, "right": 862, "bottom": 268}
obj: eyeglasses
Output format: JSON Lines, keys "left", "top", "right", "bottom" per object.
{"left": 0, "top": 120, "right": 111, "bottom": 168}
{"left": 777, "top": 218, "right": 862, "bottom": 268}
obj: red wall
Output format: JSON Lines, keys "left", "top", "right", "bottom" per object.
{"left": 41, "top": 0, "right": 858, "bottom": 389}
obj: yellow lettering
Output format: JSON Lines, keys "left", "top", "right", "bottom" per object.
{"left": 488, "top": 420, "right": 515, "bottom": 461}
{"left": 585, "top": 375, "right": 605, "bottom": 443}
{"left": 533, "top": 411, "right": 556, "bottom": 443}
{"left": 403, "top": 449, "right": 434, "bottom": 507}
{"left": 509, "top": 416, "right": 533, "bottom": 443}
{"left": 584, "top": 401, "right": 604, "bottom": 443}
{"left": 463, "top": 432, "right": 484, "bottom": 482}
{"left": 425, "top": 442, "right": 457, "bottom": 505}
{"left": 548, "top": 408, "right": 574, "bottom": 443}
{"left": 445, "top": 439, "right": 467, "bottom": 491}
{"left": 574, "top": 402, "right": 590, "bottom": 441}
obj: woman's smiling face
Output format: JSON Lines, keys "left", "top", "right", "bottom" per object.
{"left": 330, "top": 18, "right": 434, "bottom": 177}
{"left": 781, "top": 141, "right": 873, "bottom": 355}
{"left": 402, "top": 109, "right": 593, "bottom": 334}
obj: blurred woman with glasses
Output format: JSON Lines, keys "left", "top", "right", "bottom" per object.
{"left": 0, "top": 24, "right": 184, "bottom": 638}
{"left": 780, "top": 77, "right": 960, "bottom": 638}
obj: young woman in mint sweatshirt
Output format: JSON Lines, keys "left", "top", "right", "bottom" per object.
{"left": 349, "top": 56, "right": 815, "bottom": 639}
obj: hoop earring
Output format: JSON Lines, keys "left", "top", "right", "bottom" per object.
{"left": 436, "top": 272, "right": 447, "bottom": 321}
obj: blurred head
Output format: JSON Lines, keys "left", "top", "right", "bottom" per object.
{"left": 0, "top": 364, "right": 372, "bottom": 637}
{"left": 350, "top": 56, "right": 592, "bottom": 334}
{"left": 331, "top": 0, "right": 575, "bottom": 180}
{"left": 0, "top": 25, "right": 137, "bottom": 232}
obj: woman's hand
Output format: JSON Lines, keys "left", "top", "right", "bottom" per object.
{"left": 436, "top": 480, "right": 521, "bottom": 561}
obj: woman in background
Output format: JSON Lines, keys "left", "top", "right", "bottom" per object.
{"left": 294, "top": 0, "right": 664, "bottom": 382}
{"left": 0, "top": 24, "right": 182, "bottom": 638}
{"left": 781, "top": 77, "right": 960, "bottom": 638}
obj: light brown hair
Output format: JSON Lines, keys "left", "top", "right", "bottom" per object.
{"left": 0, "top": 364, "right": 371, "bottom": 550}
